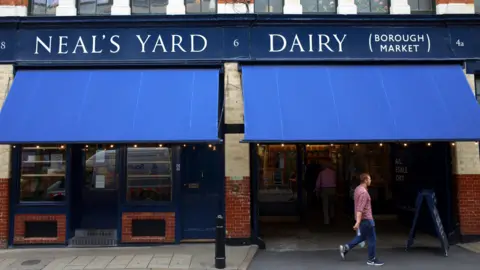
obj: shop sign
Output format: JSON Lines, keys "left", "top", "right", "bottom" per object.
{"left": 7, "top": 26, "right": 480, "bottom": 63}
{"left": 0, "top": 29, "right": 16, "bottom": 62}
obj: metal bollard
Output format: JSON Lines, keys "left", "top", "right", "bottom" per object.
{"left": 215, "top": 214, "right": 226, "bottom": 269}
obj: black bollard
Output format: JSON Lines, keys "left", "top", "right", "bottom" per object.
{"left": 215, "top": 214, "right": 226, "bottom": 269}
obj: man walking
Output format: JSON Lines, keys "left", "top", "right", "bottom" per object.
{"left": 339, "top": 173, "right": 384, "bottom": 266}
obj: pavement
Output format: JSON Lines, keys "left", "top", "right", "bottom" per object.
{"left": 248, "top": 245, "right": 480, "bottom": 270}
{"left": 0, "top": 244, "right": 258, "bottom": 270}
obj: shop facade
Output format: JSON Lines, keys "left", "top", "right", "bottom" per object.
{"left": 0, "top": 14, "right": 480, "bottom": 248}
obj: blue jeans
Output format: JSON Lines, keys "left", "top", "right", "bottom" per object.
{"left": 345, "top": 219, "right": 376, "bottom": 260}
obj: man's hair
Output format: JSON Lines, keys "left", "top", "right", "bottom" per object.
{"left": 359, "top": 173, "right": 370, "bottom": 183}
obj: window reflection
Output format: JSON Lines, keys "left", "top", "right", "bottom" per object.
{"left": 132, "top": 0, "right": 168, "bottom": 14}
{"left": 185, "top": 0, "right": 217, "bottom": 14}
{"left": 78, "top": 0, "right": 112, "bottom": 15}
{"left": 257, "top": 145, "right": 297, "bottom": 203}
{"left": 126, "top": 145, "right": 172, "bottom": 202}
{"left": 30, "top": 0, "right": 58, "bottom": 15}
{"left": 301, "top": 0, "right": 336, "bottom": 13}
{"left": 408, "top": 0, "right": 433, "bottom": 13}
{"left": 84, "top": 145, "right": 117, "bottom": 190}
{"left": 20, "top": 145, "right": 66, "bottom": 202}
{"left": 355, "top": 0, "right": 388, "bottom": 13}
{"left": 254, "top": 0, "right": 283, "bottom": 13}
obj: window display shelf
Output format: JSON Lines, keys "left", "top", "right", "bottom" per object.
{"left": 21, "top": 174, "right": 65, "bottom": 177}
{"left": 127, "top": 174, "right": 171, "bottom": 178}
{"left": 127, "top": 161, "right": 170, "bottom": 164}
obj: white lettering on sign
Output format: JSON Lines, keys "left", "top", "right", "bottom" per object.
{"left": 369, "top": 33, "right": 430, "bottom": 53}
{"left": 269, "top": 33, "right": 347, "bottom": 53}
{"left": 395, "top": 158, "right": 408, "bottom": 182}
{"left": 34, "top": 33, "right": 208, "bottom": 55}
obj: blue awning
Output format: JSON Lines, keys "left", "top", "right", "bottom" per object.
{"left": 0, "top": 69, "right": 220, "bottom": 143}
{"left": 242, "top": 65, "right": 480, "bottom": 142}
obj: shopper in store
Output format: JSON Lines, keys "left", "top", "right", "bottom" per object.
{"left": 339, "top": 173, "right": 384, "bottom": 266}
{"left": 315, "top": 162, "right": 337, "bottom": 225}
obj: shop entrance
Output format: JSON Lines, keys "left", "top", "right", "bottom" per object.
{"left": 69, "top": 145, "right": 119, "bottom": 246}
{"left": 254, "top": 143, "right": 454, "bottom": 251}
{"left": 181, "top": 144, "right": 222, "bottom": 240}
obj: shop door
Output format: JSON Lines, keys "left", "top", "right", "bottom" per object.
{"left": 181, "top": 145, "right": 221, "bottom": 240}
{"left": 80, "top": 146, "right": 118, "bottom": 229}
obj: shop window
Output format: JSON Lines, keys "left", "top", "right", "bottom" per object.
{"left": 77, "top": 0, "right": 112, "bottom": 15}
{"left": 301, "top": 0, "right": 336, "bottom": 13}
{"left": 255, "top": 0, "right": 284, "bottom": 13}
{"left": 29, "top": 0, "right": 58, "bottom": 15}
{"left": 126, "top": 145, "right": 173, "bottom": 202}
{"left": 84, "top": 144, "right": 118, "bottom": 189}
{"left": 185, "top": 0, "right": 217, "bottom": 14}
{"left": 408, "top": 0, "right": 434, "bottom": 13}
{"left": 355, "top": 0, "right": 388, "bottom": 13}
{"left": 476, "top": 0, "right": 480, "bottom": 13}
{"left": 257, "top": 145, "right": 298, "bottom": 206}
{"left": 20, "top": 145, "right": 67, "bottom": 202}
{"left": 475, "top": 75, "right": 480, "bottom": 104}
{"left": 131, "top": 0, "right": 167, "bottom": 14}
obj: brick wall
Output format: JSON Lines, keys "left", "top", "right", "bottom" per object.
{"left": 0, "top": 178, "right": 8, "bottom": 248}
{"left": 13, "top": 214, "right": 66, "bottom": 244}
{"left": 456, "top": 175, "right": 480, "bottom": 235}
{"left": 121, "top": 212, "right": 175, "bottom": 243}
{"left": 225, "top": 176, "right": 250, "bottom": 238}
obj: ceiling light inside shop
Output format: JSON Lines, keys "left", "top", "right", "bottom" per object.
{"left": 427, "top": 143, "right": 431, "bottom": 146}
{"left": 403, "top": 143, "right": 408, "bottom": 147}
{"left": 110, "top": 145, "right": 114, "bottom": 148}
{"left": 379, "top": 143, "right": 383, "bottom": 147}
{"left": 134, "top": 145, "right": 137, "bottom": 148}
{"left": 451, "top": 143, "right": 455, "bottom": 146}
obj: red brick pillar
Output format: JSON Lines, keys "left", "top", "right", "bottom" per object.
{"left": 0, "top": 178, "right": 8, "bottom": 248}
{"left": 0, "top": 0, "right": 28, "bottom": 16}
{"left": 452, "top": 142, "right": 480, "bottom": 239}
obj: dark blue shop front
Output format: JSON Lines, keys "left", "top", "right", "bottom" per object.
{"left": 0, "top": 68, "right": 224, "bottom": 246}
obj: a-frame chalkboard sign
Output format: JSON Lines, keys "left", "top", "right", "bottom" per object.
{"left": 406, "top": 189, "right": 449, "bottom": 257}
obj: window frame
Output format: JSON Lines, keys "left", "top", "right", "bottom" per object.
{"left": 184, "top": 0, "right": 218, "bottom": 14}
{"left": 76, "top": 0, "right": 113, "bottom": 16}
{"left": 355, "top": 0, "right": 390, "bottom": 14}
{"left": 300, "top": 0, "right": 337, "bottom": 14}
{"left": 409, "top": 0, "right": 436, "bottom": 14}
{"left": 28, "top": 0, "right": 58, "bottom": 16}
{"left": 124, "top": 145, "right": 174, "bottom": 205}
{"left": 130, "top": 0, "right": 168, "bottom": 15}
{"left": 13, "top": 144, "right": 70, "bottom": 206}
{"left": 254, "top": 0, "right": 285, "bottom": 14}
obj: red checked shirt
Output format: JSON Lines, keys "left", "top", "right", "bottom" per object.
{"left": 354, "top": 185, "right": 373, "bottom": 220}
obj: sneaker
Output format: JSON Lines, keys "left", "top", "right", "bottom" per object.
{"left": 339, "top": 245, "right": 347, "bottom": 260}
{"left": 367, "top": 258, "right": 384, "bottom": 266}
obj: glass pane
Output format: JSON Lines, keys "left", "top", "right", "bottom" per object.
{"left": 408, "top": 0, "right": 419, "bottom": 11}
{"left": 31, "top": 0, "right": 58, "bottom": 15}
{"left": 185, "top": 0, "right": 216, "bottom": 14}
{"left": 301, "top": 0, "right": 336, "bottom": 13}
{"left": 476, "top": 0, "right": 480, "bottom": 13}
{"left": 126, "top": 146, "right": 172, "bottom": 202}
{"left": 257, "top": 145, "right": 297, "bottom": 203}
{"left": 132, "top": 0, "right": 168, "bottom": 14}
{"left": 255, "top": 0, "right": 283, "bottom": 13}
{"left": 78, "top": 0, "right": 112, "bottom": 15}
{"left": 355, "top": 0, "right": 388, "bottom": 13}
{"left": 84, "top": 145, "right": 117, "bottom": 189}
{"left": 418, "top": 0, "right": 432, "bottom": 12}
{"left": 20, "top": 145, "right": 66, "bottom": 202}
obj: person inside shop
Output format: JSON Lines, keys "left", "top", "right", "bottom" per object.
{"left": 288, "top": 171, "right": 297, "bottom": 201}
{"left": 315, "top": 162, "right": 337, "bottom": 225}
{"left": 305, "top": 160, "right": 321, "bottom": 208}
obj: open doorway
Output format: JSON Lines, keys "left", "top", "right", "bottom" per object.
{"left": 254, "top": 143, "right": 454, "bottom": 251}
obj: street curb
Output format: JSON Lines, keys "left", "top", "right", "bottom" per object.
{"left": 238, "top": 245, "right": 258, "bottom": 270}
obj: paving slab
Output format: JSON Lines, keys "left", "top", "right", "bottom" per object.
{"left": 85, "top": 256, "right": 115, "bottom": 269}
{"left": 169, "top": 254, "right": 192, "bottom": 269}
{"left": 126, "top": 255, "right": 153, "bottom": 269}
{"left": 106, "top": 255, "right": 134, "bottom": 269}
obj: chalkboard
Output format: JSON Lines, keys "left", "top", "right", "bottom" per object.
{"left": 406, "top": 190, "right": 449, "bottom": 257}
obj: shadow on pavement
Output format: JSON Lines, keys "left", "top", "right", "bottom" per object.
{"left": 249, "top": 246, "right": 480, "bottom": 270}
